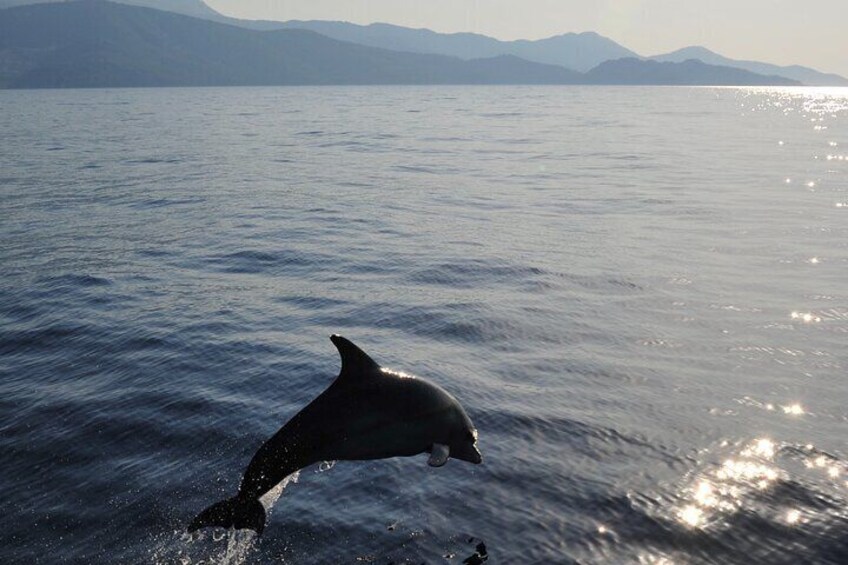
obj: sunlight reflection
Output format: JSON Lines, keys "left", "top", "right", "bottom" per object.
{"left": 782, "top": 404, "right": 804, "bottom": 416}
{"left": 786, "top": 509, "right": 801, "bottom": 524}
{"left": 381, "top": 368, "right": 416, "bottom": 379}
{"left": 676, "top": 439, "right": 781, "bottom": 529}
{"left": 791, "top": 311, "right": 822, "bottom": 323}
{"left": 679, "top": 505, "right": 704, "bottom": 527}
{"left": 638, "top": 554, "right": 676, "bottom": 565}
{"left": 743, "top": 438, "right": 776, "bottom": 459}
{"left": 694, "top": 481, "right": 718, "bottom": 507}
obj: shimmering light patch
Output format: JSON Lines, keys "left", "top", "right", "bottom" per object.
{"left": 717, "top": 459, "right": 778, "bottom": 482}
{"left": 778, "top": 141, "right": 784, "bottom": 146}
{"left": 828, "top": 466, "right": 840, "bottom": 478}
{"left": 639, "top": 554, "right": 676, "bottom": 565}
{"left": 694, "top": 481, "right": 719, "bottom": 507}
{"left": 791, "top": 311, "right": 822, "bottom": 323}
{"left": 806, "top": 181, "right": 816, "bottom": 188}
{"left": 679, "top": 505, "right": 704, "bottom": 528}
{"left": 675, "top": 438, "right": 784, "bottom": 530}
{"left": 836, "top": 202, "right": 846, "bottom": 208}
{"left": 809, "top": 257, "right": 820, "bottom": 264}
{"left": 785, "top": 178, "right": 792, "bottom": 184}
{"left": 830, "top": 141, "right": 839, "bottom": 147}
{"left": 786, "top": 509, "right": 801, "bottom": 524}
{"left": 597, "top": 525, "right": 609, "bottom": 534}
{"left": 782, "top": 404, "right": 804, "bottom": 416}
{"left": 745, "top": 438, "right": 776, "bottom": 459}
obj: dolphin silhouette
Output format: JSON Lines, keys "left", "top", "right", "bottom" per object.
{"left": 188, "top": 334, "right": 482, "bottom": 534}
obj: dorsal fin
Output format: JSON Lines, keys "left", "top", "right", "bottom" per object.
{"left": 330, "top": 335, "right": 381, "bottom": 383}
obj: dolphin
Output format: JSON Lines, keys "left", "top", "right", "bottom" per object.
{"left": 188, "top": 334, "right": 482, "bottom": 534}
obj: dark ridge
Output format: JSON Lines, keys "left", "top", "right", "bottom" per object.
{"left": 0, "top": 0, "right": 582, "bottom": 88}
{"left": 585, "top": 58, "right": 801, "bottom": 86}
{"left": 0, "top": 1, "right": 801, "bottom": 88}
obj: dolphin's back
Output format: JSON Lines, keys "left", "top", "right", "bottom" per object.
{"left": 238, "top": 370, "right": 460, "bottom": 498}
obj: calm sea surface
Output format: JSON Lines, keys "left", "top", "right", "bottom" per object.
{"left": 1, "top": 86, "right": 847, "bottom": 564}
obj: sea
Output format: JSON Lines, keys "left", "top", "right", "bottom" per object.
{"left": 1, "top": 85, "right": 846, "bottom": 564}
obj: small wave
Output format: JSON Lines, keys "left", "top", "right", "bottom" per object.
{"left": 478, "top": 409, "right": 678, "bottom": 464}
{"left": 203, "top": 249, "right": 330, "bottom": 275}
{"left": 130, "top": 198, "right": 203, "bottom": 209}
{"left": 40, "top": 274, "right": 113, "bottom": 288}
{"left": 407, "top": 259, "right": 547, "bottom": 289}
{"left": 125, "top": 157, "right": 183, "bottom": 165}
{"left": 0, "top": 322, "right": 91, "bottom": 355}
{"left": 273, "top": 295, "right": 349, "bottom": 310}
{"left": 393, "top": 164, "right": 462, "bottom": 174}
{"left": 322, "top": 301, "right": 563, "bottom": 348}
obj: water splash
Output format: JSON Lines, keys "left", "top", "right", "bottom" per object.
{"left": 151, "top": 473, "right": 300, "bottom": 565}
{"left": 260, "top": 471, "right": 300, "bottom": 511}
{"left": 150, "top": 529, "right": 258, "bottom": 565}
{"left": 218, "top": 529, "right": 259, "bottom": 565}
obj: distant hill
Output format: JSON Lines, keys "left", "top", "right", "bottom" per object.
{"left": 651, "top": 46, "right": 848, "bottom": 87}
{"left": 0, "top": 1, "right": 637, "bottom": 72}
{"left": 0, "top": 0, "right": 218, "bottom": 17}
{"left": 585, "top": 58, "right": 800, "bottom": 86}
{"left": 0, "top": 1, "right": 803, "bottom": 89}
{"left": 0, "top": 0, "right": 583, "bottom": 88}
{"left": 3, "top": 0, "right": 844, "bottom": 85}
{"left": 270, "top": 21, "right": 637, "bottom": 73}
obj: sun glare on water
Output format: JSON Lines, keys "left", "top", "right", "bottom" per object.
{"left": 674, "top": 439, "right": 782, "bottom": 529}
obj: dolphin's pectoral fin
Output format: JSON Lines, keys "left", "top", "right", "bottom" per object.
{"left": 428, "top": 444, "right": 450, "bottom": 467}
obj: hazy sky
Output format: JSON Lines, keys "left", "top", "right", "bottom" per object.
{"left": 205, "top": 0, "right": 848, "bottom": 76}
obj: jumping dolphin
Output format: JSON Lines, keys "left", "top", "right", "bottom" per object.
{"left": 188, "top": 334, "right": 482, "bottom": 534}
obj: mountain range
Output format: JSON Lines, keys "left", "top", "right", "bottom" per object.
{"left": 0, "top": 0, "right": 838, "bottom": 89}
{"left": 267, "top": 21, "right": 637, "bottom": 74}
{"left": 651, "top": 46, "right": 847, "bottom": 87}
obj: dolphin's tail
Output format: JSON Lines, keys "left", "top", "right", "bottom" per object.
{"left": 188, "top": 496, "right": 266, "bottom": 535}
